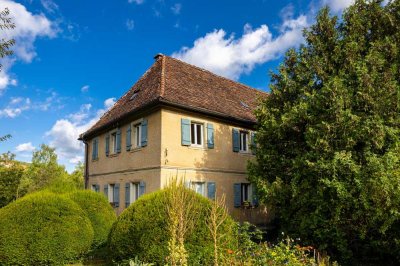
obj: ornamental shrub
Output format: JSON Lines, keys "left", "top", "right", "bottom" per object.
{"left": 68, "top": 190, "right": 117, "bottom": 247}
{"left": 0, "top": 191, "right": 94, "bottom": 265}
{"left": 108, "top": 188, "right": 237, "bottom": 265}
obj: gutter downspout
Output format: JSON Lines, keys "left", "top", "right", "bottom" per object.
{"left": 83, "top": 140, "right": 89, "bottom": 189}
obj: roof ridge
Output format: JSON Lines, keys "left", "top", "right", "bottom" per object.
{"left": 164, "top": 55, "right": 268, "bottom": 95}
{"left": 159, "top": 55, "right": 166, "bottom": 97}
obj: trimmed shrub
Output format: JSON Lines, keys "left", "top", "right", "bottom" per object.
{"left": 0, "top": 191, "right": 94, "bottom": 265}
{"left": 68, "top": 190, "right": 117, "bottom": 247}
{"left": 109, "top": 188, "right": 237, "bottom": 265}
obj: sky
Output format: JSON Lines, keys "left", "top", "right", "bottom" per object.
{"left": 0, "top": 0, "right": 355, "bottom": 172}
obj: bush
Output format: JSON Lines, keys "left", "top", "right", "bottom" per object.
{"left": 68, "top": 190, "right": 117, "bottom": 247}
{"left": 109, "top": 188, "right": 237, "bottom": 265}
{"left": 0, "top": 191, "right": 94, "bottom": 265}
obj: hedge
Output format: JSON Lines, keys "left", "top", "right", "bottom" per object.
{"left": 67, "top": 190, "right": 117, "bottom": 247}
{"left": 0, "top": 191, "right": 94, "bottom": 265}
{"left": 108, "top": 188, "right": 237, "bottom": 265}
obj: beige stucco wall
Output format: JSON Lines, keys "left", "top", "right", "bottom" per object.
{"left": 159, "top": 108, "right": 270, "bottom": 225}
{"left": 88, "top": 110, "right": 162, "bottom": 175}
{"left": 86, "top": 107, "right": 270, "bottom": 224}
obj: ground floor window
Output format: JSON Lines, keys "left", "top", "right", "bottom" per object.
{"left": 191, "top": 182, "right": 206, "bottom": 196}
{"left": 104, "top": 183, "right": 120, "bottom": 207}
{"left": 91, "top": 184, "right": 99, "bottom": 192}
{"left": 125, "top": 181, "right": 146, "bottom": 207}
{"left": 234, "top": 183, "right": 257, "bottom": 208}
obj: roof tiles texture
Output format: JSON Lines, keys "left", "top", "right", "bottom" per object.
{"left": 82, "top": 55, "right": 267, "bottom": 138}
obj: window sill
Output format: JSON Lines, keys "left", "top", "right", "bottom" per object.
{"left": 129, "top": 147, "right": 143, "bottom": 153}
{"left": 91, "top": 158, "right": 99, "bottom": 162}
{"left": 108, "top": 153, "right": 119, "bottom": 158}
{"left": 188, "top": 145, "right": 206, "bottom": 150}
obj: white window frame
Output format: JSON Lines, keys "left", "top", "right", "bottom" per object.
{"left": 191, "top": 182, "right": 206, "bottom": 196}
{"left": 130, "top": 182, "right": 139, "bottom": 204}
{"left": 239, "top": 131, "right": 249, "bottom": 153}
{"left": 133, "top": 123, "right": 142, "bottom": 148}
{"left": 241, "top": 183, "right": 252, "bottom": 204}
{"left": 108, "top": 184, "right": 115, "bottom": 203}
{"left": 190, "top": 122, "right": 204, "bottom": 147}
{"left": 110, "top": 130, "right": 117, "bottom": 154}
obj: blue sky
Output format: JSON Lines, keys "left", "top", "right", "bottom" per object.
{"left": 0, "top": 0, "right": 353, "bottom": 171}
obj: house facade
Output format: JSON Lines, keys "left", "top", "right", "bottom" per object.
{"left": 80, "top": 54, "right": 269, "bottom": 225}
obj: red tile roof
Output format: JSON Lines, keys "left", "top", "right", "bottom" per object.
{"left": 81, "top": 54, "right": 268, "bottom": 139}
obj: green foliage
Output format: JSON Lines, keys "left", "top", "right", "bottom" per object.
{"left": 0, "top": 152, "right": 25, "bottom": 207}
{"left": 0, "top": 7, "right": 15, "bottom": 72}
{"left": 0, "top": 191, "right": 94, "bottom": 265}
{"left": 67, "top": 190, "right": 117, "bottom": 247}
{"left": 21, "top": 144, "right": 68, "bottom": 194}
{"left": 108, "top": 188, "right": 237, "bottom": 265}
{"left": 249, "top": 0, "right": 400, "bottom": 263}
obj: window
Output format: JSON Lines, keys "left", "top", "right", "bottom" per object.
{"left": 108, "top": 184, "right": 115, "bottom": 203}
{"left": 110, "top": 131, "right": 117, "bottom": 154}
{"left": 191, "top": 182, "right": 205, "bottom": 196}
{"left": 91, "top": 184, "right": 99, "bottom": 192}
{"left": 129, "top": 183, "right": 139, "bottom": 204}
{"left": 190, "top": 122, "right": 203, "bottom": 146}
{"left": 241, "top": 183, "right": 251, "bottom": 203}
{"left": 133, "top": 123, "right": 142, "bottom": 148}
{"left": 239, "top": 131, "right": 248, "bottom": 152}
{"left": 92, "top": 138, "right": 99, "bottom": 160}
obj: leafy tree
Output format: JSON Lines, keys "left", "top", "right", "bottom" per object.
{"left": 0, "top": 152, "right": 24, "bottom": 207}
{"left": 249, "top": 0, "right": 400, "bottom": 264}
{"left": 21, "top": 144, "right": 68, "bottom": 194}
{"left": 0, "top": 7, "right": 15, "bottom": 71}
{"left": 69, "top": 161, "right": 84, "bottom": 189}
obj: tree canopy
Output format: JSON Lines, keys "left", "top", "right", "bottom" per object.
{"left": 249, "top": 0, "right": 400, "bottom": 263}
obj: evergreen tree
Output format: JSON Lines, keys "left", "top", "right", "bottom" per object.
{"left": 249, "top": 0, "right": 400, "bottom": 263}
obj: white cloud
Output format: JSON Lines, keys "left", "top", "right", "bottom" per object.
{"left": 0, "top": 0, "right": 58, "bottom": 92}
{"left": 0, "top": 97, "right": 31, "bottom": 118}
{"left": 46, "top": 98, "right": 116, "bottom": 165}
{"left": 81, "top": 85, "right": 89, "bottom": 92}
{"left": 322, "top": 0, "right": 354, "bottom": 12}
{"left": 171, "top": 3, "right": 182, "bottom": 15}
{"left": 15, "top": 142, "right": 35, "bottom": 152}
{"left": 172, "top": 16, "right": 308, "bottom": 80}
{"left": 128, "top": 0, "right": 144, "bottom": 4}
{"left": 40, "top": 0, "right": 59, "bottom": 14}
{"left": 126, "top": 19, "right": 135, "bottom": 31}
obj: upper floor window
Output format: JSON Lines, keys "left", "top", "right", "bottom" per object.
{"left": 126, "top": 119, "right": 148, "bottom": 151}
{"left": 105, "top": 128, "right": 121, "bottom": 156}
{"left": 239, "top": 131, "right": 248, "bottom": 152}
{"left": 191, "top": 122, "right": 203, "bottom": 147}
{"left": 92, "top": 138, "right": 99, "bottom": 160}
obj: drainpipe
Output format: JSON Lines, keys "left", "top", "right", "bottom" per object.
{"left": 83, "top": 140, "right": 89, "bottom": 189}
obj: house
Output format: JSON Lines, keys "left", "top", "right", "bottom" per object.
{"left": 79, "top": 54, "right": 269, "bottom": 224}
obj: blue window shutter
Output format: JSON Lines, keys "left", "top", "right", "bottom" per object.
{"left": 126, "top": 125, "right": 132, "bottom": 151}
{"left": 125, "top": 183, "right": 130, "bottom": 208}
{"left": 251, "top": 184, "right": 259, "bottom": 207}
{"left": 116, "top": 128, "right": 121, "bottom": 153}
{"left": 105, "top": 135, "right": 110, "bottom": 156}
{"left": 251, "top": 132, "right": 256, "bottom": 155}
{"left": 181, "top": 118, "right": 191, "bottom": 146}
{"left": 114, "top": 183, "right": 120, "bottom": 207}
{"left": 104, "top": 184, "right": 108, "bottom": 199}
{"left": 139, "top": 181, "right": 146, "bottom": 197}
{"left": 95, "top": 139, "right": 98, "bottom": 159}
{"left": 141, "top": 119, "right": 148, "bottom": 147}
{"left": 207, "top": 182, "right": 216, "bottom": 200}
{"left": 207, "top": 123, "right": 214, "bottom": 149}
{"left": 91, "top": 139, "right": 96, "bottom": 160}
{"left": 232, "top": 129, "right": 240, "bottom": 152}
{"left": 234, "top": 183, "right": 241, "bottom": 207}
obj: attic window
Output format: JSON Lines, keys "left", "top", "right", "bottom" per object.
{"left": 240, "top": 101, "right": 249, "bottom": 109}
{"left": 130, "top": 88, "right": 140, "bottom": 100}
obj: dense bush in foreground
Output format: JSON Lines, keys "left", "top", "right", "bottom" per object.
{"left": 0, "top": 191, "right": 94, "bottom": 265}
{"left": 108, "top": 188, "right": 237, "bottom": 265}
{"left": 68, "top": 190, "right": 117, "bottom": 247}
